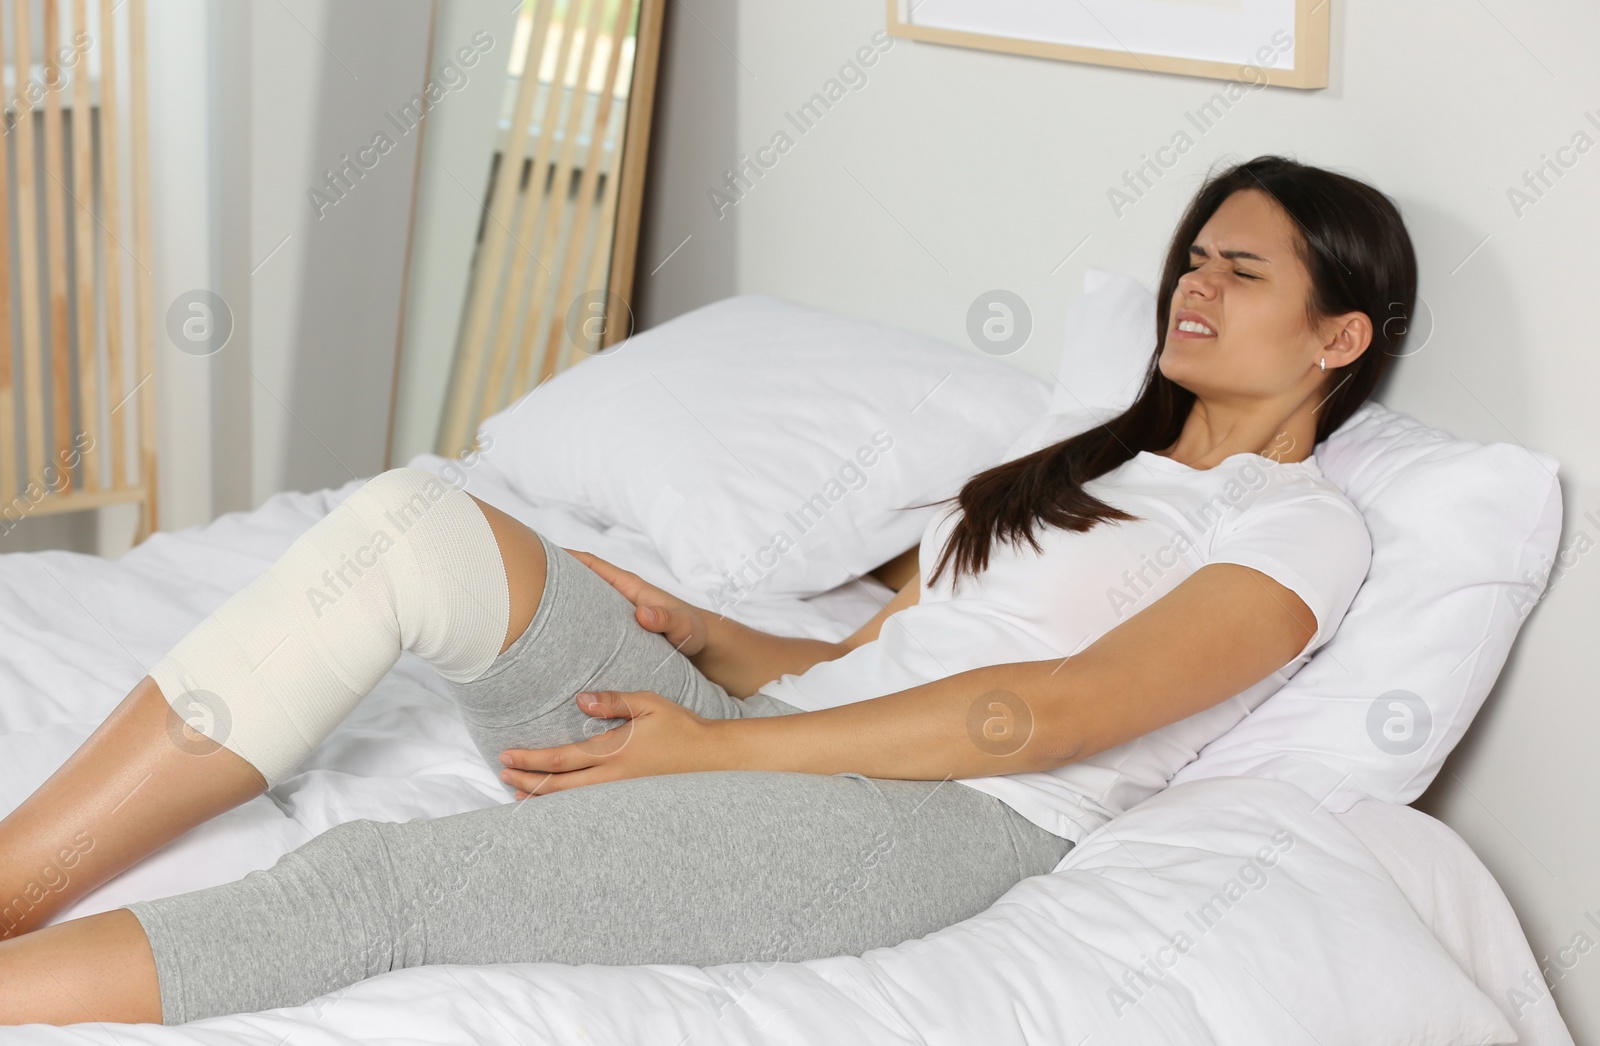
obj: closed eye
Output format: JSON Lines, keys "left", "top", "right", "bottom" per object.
{"left": 1185, "top": 264, "right": 1260, "bottom": 280}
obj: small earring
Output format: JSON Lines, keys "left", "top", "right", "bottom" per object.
{"left": 1319, "top": 357, "right": 1326, "bottom": 373}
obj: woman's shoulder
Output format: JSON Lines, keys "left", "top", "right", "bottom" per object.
{"left": 1216, "top": 452, "right": 1371, "bottom": 554}
{"left": 1257, "top": 453, "right": 1361, "bottom": 514}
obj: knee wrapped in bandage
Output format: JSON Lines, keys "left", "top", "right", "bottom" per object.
{"left": 147, "top": 467, "right": 511, "bottom": 787}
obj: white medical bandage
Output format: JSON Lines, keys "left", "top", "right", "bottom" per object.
{"left": 147, "top": 467, "right": 512, "bottom": 787}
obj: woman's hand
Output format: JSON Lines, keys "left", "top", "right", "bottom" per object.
{"left": 498, "top": 690, "right": 729, "bottom": 797}
{"left": 564, "top": 549, "right": 711, "bottom": 657}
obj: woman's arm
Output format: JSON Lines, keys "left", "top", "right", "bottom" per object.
{"left": 695, "top": 570, "right": 921, "bottom": 696}
{"left": 567, "top": 546, "right": 921, "bottom": 698}
{"left": 867, "top": 543, "right": 920, "bottom": 590}
{"left": 502, "top": 562, "right": 1318, "bottom": 793}
{"left": 720, "top": 562, "right": 1316, "bottom": 779}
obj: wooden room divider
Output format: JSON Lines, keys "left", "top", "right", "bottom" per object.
{"left": 1, "top": 0, "right": 157, "bottom": 546}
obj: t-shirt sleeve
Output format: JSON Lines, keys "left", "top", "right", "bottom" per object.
{"left": 1205, "top": 486, "right": 1372, "bottom": 660}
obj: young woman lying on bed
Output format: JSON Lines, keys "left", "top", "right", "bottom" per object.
{"left": 0, "top": 154, "right": 1414, "bottom": 1026}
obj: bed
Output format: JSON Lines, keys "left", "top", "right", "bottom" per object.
{"left": 0, "top": 293, "right": 1577, "bottom": 1044}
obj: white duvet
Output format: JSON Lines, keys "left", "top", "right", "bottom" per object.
{"left": 0, "top": 460, "right": 1570, "bottom": 1044}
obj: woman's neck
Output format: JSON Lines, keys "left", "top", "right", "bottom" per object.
{"left": 1155, "top": 398, "right": 1320, "bottom": 469}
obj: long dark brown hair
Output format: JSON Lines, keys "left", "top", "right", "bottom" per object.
{"left": 924, "top": 155, "right": 1418, "bottom": 592}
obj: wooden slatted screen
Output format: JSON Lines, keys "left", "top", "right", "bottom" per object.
{"left": 437, "top": 0, "right": 662, "bottom": 458}
{"left": 0, "top": 0, "right": 157, "bottom": 545}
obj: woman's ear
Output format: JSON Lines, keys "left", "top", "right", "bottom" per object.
{"left": 1322, "top": 310, "right": 1373, "bottom": 369}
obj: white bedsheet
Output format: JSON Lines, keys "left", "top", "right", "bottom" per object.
{"left": 1335, "top": 799, "right": 1575, "bottom": 1046}
{"left": 0, "top": 461, "right": 1571, "bottom": 1044}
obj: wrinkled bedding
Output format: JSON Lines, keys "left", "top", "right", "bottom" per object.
{"left": 0, "top": 459, "right": 1566, "bottom": 1044}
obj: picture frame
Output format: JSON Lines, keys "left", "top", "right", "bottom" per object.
{"left": 886, "top": 0, "right": 1330, "bottom": 90}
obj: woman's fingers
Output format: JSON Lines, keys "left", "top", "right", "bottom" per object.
{"left": 647, "top": 604, "right": 704, "bottom": 653}
{"left": 566, "top": 549, "right": 638, "bottom": 593}
{"left": 569, "top": 550, "right": 664, "bottom": 608}
{"left": 565, "top": 549, "right": 706, "bottom": 654}
{"left": 501, "top": 741, "right": 606, "bottom": 775}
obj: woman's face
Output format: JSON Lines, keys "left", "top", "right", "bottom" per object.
{"left": 1158, "top": 188, "right": 1339, "bottom": 403}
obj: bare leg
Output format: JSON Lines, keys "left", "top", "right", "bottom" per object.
{"left": 0, "top": 493, "right": 547, "bottom": 944}
{"left": 0, "top": 909, "right": 162, "bottom": 1024}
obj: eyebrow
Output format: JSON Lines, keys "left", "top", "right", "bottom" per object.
{"left": 1190, "top": 244, "right": 1272, "bottom": 263}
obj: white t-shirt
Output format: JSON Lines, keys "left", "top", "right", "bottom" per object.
{"left": 756, "top": 449, "right": 1372, "bottom": 843}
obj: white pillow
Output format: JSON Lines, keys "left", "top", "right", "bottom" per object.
{"left": 474, "top": 293, "right": 1052, "bottom": 603}
{"left": 1050, "top": 268, "right": 1155, "bottom": 416}
{"left": 1173, "top": 402, "right": 1562, "bottom": 811}
{"left": 1042, "top": 270, "right": 1564, "bottom": 811}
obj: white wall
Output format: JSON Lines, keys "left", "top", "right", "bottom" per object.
{"left": 234, "top": 0, "right": 433, "bottom": 502}
{"left": 636, "top": 0, "right": 1600, "bottom": 1038}
{"left": 148, "top": 0, "right": 432, "bottom": 531}
{"left": 632, "top": 0, "right": 738, "bottom": 330}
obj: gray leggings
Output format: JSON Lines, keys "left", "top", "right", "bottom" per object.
{"left": 123, "top": 532, "right": 1074, "bottom": 1025}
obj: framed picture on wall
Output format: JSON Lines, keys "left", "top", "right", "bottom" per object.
{"left": 886, "top": 0, "right": 1330, "bottom": 89}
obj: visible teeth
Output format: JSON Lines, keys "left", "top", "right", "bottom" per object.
{"left": 1178, "top": 319, "right": 1215, "bottom": 335}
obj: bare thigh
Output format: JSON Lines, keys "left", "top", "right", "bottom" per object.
{"left": 464, "top": 493, "right": 548, "bottom": 658}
